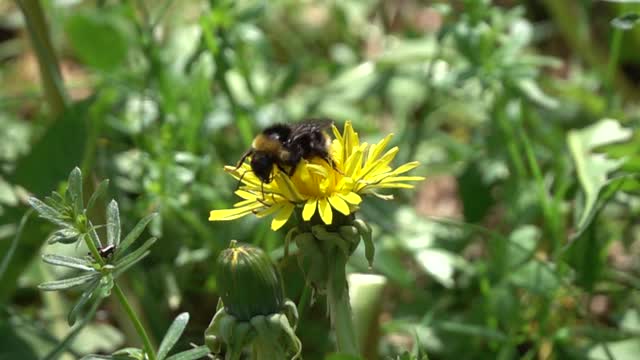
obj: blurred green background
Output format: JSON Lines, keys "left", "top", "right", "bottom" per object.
{"left": 1, "top": 0, "right": 640, "bottom": 359}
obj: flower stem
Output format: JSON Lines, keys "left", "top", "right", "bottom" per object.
{"left": 113, "top": 284, "right": 158, "bottom": 360}
{"left": 327, "top": 267, "right": 359, "bottom": 356}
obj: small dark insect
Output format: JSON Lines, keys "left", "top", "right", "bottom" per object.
{"left": 235, "top": 119, "right": 335, "bottom": 184}
{"left": 98, "top": 244, "right": 116, "bottom": 259}
{"left": 87, "top": 244, "right": 116, "bottom": 261}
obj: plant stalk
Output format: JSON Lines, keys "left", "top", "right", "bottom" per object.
{"left": 327, "top": 269, "right": 359, "bottom": 356}
{"left": 114, "top": 284, "right": 158, "bottom": 360}
{"left": 15, "top": 0, "right": 68, "bottom": 116}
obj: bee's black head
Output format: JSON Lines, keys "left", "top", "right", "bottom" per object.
{"left": 250, "top": 153, "right": 274, "bottom": 183}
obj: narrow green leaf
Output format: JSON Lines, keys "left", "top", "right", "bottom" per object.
{"left": 113, "top": 251, "right": 151, "bottom": 279}
{"left": 38, "top": 272, "right": 100, "bottom": 291}
{"left": 112, "top": 347, "right": 145, "bottom": 359}
{"left": 157, "top": 313, "right": 190, "bottom": 360}
{"left": 86, "top": 179, "right": 109, "bottom": 212}
{"left": 165, "top": 346, "right": 210, "bottom": 360}
{"left": 0, "top": 210, "right": 32, "bottom": 282}
{"left": 113, "top": 237, "right": 157, "bottom": 277}
{"left": 47, "top": 227, "right": 81, "bottom": 244}
{"left": 79, "top": 355, "right": 113, "bottom": 360}
{"left": 28, "top": 197, "right": 65, "bottom": 226}
{"left": 68, "top": 167, "right": 83, "bottom": 215}
{"left": 67, "top": 279, "right": 100, "bottom": 326}
{"left": 42, "top": 254, "right": 94, "bottom": 271}
{"left": 106, "top": 200, "right": 120, "bottom": 246}
{"left": 116, "top": 213, "right": 157, "bottom": 259}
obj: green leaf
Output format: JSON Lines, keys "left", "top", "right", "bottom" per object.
{"left": 86, "top": 179, "right": 109, "bottom": 212}
{"left": 106, "top": 200, "right": 120, "bottom": 246}
{"left": 27, "top": 197, "right": 64, "bottom": 227}
{"left": 42, "top": 254, "right": 94, "bottom": 271}
{"left": 115, "top": 213, "right": 157, "bottom": 259}
{"left": 113, "top": 237, "right": 157, "bottom": 278}
{"left": 38, "top": 272, "right": 100, "bottom": 291}
{"left": 567, "top": 119, "right": 632, "bottom": 236}
{"left": 164, "top": 346, "right": 210, "bottom": 360}
{"left": 157, "top": 313, "right": 190, "bottom": 360}
{"left": 67, "top": 167, "right": 83, "bottom": 215}
{"left": 611, "top": 13, "right": 640, "bottom": 30}
{"left": 68, "top": 279, "right": 100, "bottom": 326}
{"left": 111, "top": 347, "right": 145, "bottom": 360}
{"left": 65, "top": 10, "right": 130, "bottom": 71}
{"left": 46, "top": 227, "right": 81, "bottom": 244}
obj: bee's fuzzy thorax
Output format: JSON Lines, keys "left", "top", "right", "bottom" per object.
{"left": 252, "top": 134, "right": 284, "bottom": 154}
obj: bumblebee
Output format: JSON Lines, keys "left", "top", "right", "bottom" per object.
{"left": 236, "top": 119, "right": 334, "bottom": 183}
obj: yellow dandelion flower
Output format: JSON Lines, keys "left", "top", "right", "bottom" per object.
{"left": 209, "top": 121, "right": 424, "bottom": 231}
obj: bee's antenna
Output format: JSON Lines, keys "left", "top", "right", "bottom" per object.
{"left": 236, "top": 168, "right": 251, "bottom": 192}
{"left": 235, "top": 149, "right": 253, "bottom": 170}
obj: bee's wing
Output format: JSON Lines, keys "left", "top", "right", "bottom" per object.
{"left": 287, "top": 118, "right": 333, "bottom": 144}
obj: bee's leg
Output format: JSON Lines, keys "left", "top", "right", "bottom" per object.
{"left": 269, "top": 174, "right": 277, "bottom": 203}
{"left": 325, "top": 155, "right": 343, "bottom": 174}
{"left": 261, "top": 181, "right": 265, "bottom": 201}
{"left": 276, "top": 164, "right": 288, "bottom": 176}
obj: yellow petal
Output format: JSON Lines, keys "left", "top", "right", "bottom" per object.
{"left": 274, "top": 174, "right": 303, "bottom": 202}
{"left": 307, "top": 163, "right": 329, "bottom": 178}
{"left": 233, "top": 198, "right": 258, "bottom": 208}
{"left": 380, "top": 176, "right": 425, "bottom": 183}
{"left": 235, "top": 189, "right": 259, "bottom": 200}
{"left": 318, "top": 198, "right": 333, "bottom": 225}
{"left": 368, "top": 133, "right": 393, "bottom": 161}
{"left": 332, "top": 124, "right": 343, "bottom": 144}
{"left": 391, "top": 161, "right": 420, "bottom": 176}
{"left": 375, "top": 183, "right": 416, "bottom": 189}
{"left": 302, "top": 198, "right": 317, "bottom": 220}
{"left": 255, "top": 203, "right": 283, "bottom": 218}
{"left": 209, "top": 203, "right": 263, "bottom": 221}
{"left": 328, "top": 194, "right": 350, "bottom": 215}
{"left": 344, "top": 148, "right": 363, "bottom": 177}
{"left": 361, "top": 147, "right": 399, "bottom": 179}
{"left": 271, "top": 204, "right": 295, "bottom": 231}
{"left": 339, "top": 192, "right": 362, "bottom": 205}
